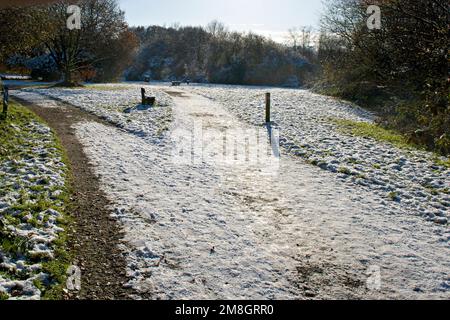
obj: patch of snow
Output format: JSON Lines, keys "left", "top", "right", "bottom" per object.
{"left": 0, "top": 120, "right": 67, "bottom": 300}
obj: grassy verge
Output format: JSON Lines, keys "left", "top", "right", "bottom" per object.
{"left": 433, "top": 157, "right": 450, "bottom": 170}
{"left": 0, "top": 102, "right": 72, "bottom": 300}
{"left": 332, "top": 119, "right": 417, "bottom": 150}
{"left": 332, "top": 118, "right": 450, "bottom": 169}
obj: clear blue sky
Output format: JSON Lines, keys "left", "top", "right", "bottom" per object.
{"left": 118, "top": 0, "right": 324, "bottom": 42}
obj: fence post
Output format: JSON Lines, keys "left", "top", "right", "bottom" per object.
{"left": 265, "top": 92, "right": 271, "bottom": 123}
{"left": 2, "top": 85, "right": 8, "bottom": 117}
{"left": 141, "top": 88, "right": 146, "bottom": 105}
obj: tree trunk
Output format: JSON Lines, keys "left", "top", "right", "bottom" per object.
{"left": 64, "top": 68, "right": 72, "bottom": 84}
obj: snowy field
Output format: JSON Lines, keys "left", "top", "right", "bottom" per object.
{"left": 11, "top": 83, "right": 450, "bottom": 300}
{"left": 180, "top": 84, "right": 450, "bottom": 225}
{"left": 0, "top": 116, "right": 67, "bottom": 300}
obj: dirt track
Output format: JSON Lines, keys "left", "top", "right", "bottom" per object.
{"left": 13, "top": 96, "right": 131, "bottom": 300}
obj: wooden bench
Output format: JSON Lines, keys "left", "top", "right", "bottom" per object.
{"left": 141, "top": 88, "right": 155, "bottom": 106}
{"left": 171, "top": 81, "right": 181, "bottom": 86}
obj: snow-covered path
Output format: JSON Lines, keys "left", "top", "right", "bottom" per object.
{"left": 70, "top": 88, "right": 449, "bottom": 299}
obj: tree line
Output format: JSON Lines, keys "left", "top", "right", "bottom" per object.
{"left": 126, "top": 21, "right": 316, "bottom": 87}
{"left": 1, "top": 3, "right": 316, "bottom": 87}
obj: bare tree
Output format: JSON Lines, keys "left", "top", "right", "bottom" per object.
{"left": 206, "top": 20, "right": 228, "bottom": 39}
{"left": 42, "top": 0, "right": 132, "bottom": 85}
{"left": 286, "top": 26, "right": 313, "bottom": 54}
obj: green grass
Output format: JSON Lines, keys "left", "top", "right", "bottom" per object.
{"left": 388, "top": 191, "right": 400, "bottom": 201}
{"left": 0, "top": 291, "right": 9, "bottom": 300}
{"left": 332, "top": 119, "right": 413, "bottom": 150}
{"left": 0, "top": 101, "right": 72, "bottom": 300}
{"left": 0, "top": 233, "right": 29, "bottom": 258}
{"left": 84, "top": 84, "right": 131, "bottom": 91}
{"left": 433, "top": 157, "right": 450, "bottom": 169}
{"left": 338, "top": 167, "right": 351, "bottom": 175}
{"left": 0, "top": 103, "right": 43, "bottom": 161}
{"left": 41, "top": 227, "right": 71, "bottom": 300}
{"left": 332, "top": 118, "right": 450, "bottom": 169}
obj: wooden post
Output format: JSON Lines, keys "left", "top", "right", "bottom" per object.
{"left": 141, "top": 88, "right": 146, "bottom": 105}
{"left": 2, "top": 86, "right": 8, "bottom": 116}
{"left": 265, "top": 92, "right": 271, "bottom": 123}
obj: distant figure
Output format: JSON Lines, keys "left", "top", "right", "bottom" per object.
{"left": 144, "top": 75, "right": 150, "bottom": 83}
{"left": 186, "top": 79, "right": 190, "bottom": 85}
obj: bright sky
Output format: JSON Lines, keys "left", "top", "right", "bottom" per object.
{"left": 118, "top": 0, "right": 324, "bottom": 42}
